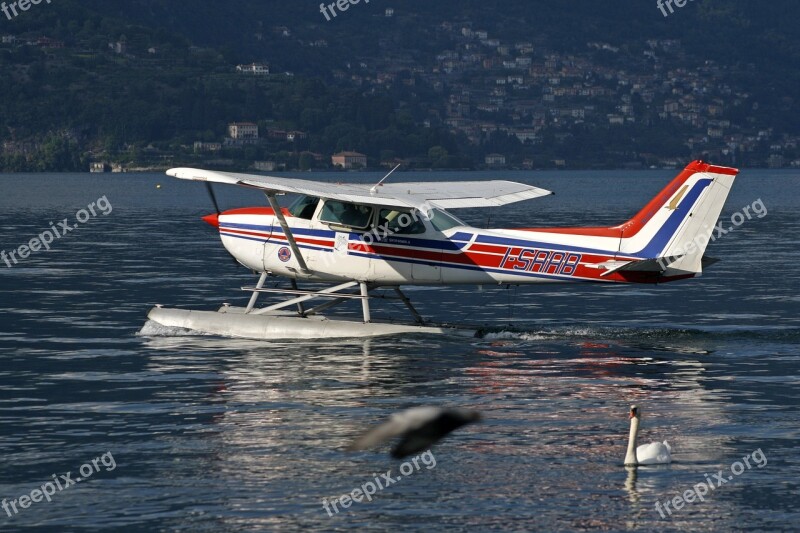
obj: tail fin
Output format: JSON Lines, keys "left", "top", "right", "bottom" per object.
{"left": 617, "top": 161, "right": 738, "bottom": 276}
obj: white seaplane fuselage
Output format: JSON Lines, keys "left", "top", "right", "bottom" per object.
{"left": 207, "top": 161, "right": 738, "bottom": 287}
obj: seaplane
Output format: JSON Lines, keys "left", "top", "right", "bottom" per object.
{"left": 145, "top": 160, "right": 738, "bottom": 339}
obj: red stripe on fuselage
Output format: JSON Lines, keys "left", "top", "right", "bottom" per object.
{"left": 221, "top": 207, "right": 276, "bottom": 217}
{"left": 350, "top": 240, "right": 628, "bottom": 275}
{"left": 220, "top": 207, "right": 293, "bottom": 217}
{"left": 467, "top": 242, "right": 511, "bottom": 254}
{"left": 269, "top": 233, "right": 334, "bottom": 248}
{"left": 220, "top": 228, "right": 271, "bottom": 239}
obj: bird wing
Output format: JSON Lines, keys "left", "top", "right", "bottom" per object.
{"left": 392, "top": 432, "right": 439, "bottom": 459}
{"left": 636, "top": 441, "right": 673, "bottom": 465}
{"left": 347, "top": 407, "right": 443, "bottom": 452}
{"left": 391, "top": 409, "right": 482, "bottom": 458}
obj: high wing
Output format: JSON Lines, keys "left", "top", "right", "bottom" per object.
{"left": 166, "top": 167, "right": 552, "bottom": 210}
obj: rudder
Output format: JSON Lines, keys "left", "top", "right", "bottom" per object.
{"left": 618, "top": 161, "right": 738, "bottom": 276}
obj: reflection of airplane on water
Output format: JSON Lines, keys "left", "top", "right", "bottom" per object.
{"left": 146, "top": 161, "right": 738, "bottom": 339}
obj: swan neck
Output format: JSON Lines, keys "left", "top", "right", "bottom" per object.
{"left": 624, "top": 416, "right": 639, "bottom": 466}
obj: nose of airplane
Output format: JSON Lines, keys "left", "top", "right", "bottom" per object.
{"left": 202, "top": 213, "right": 220, "bottom": 228}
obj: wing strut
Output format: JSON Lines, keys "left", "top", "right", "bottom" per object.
{"left": 265, "top": 193, "right": 309, "bottom": 273}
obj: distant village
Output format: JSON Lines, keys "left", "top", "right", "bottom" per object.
{"left": 326, "top": 13, "right": 798, "bottom": 169}
{"left": 2, "top": 7, "right": 799, "bottom": 172}
{"left": 91, "top": 118, "right": 367, "bottom": 173}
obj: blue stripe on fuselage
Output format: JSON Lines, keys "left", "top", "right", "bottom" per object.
{"left": 351, "top": 232, "right": 465, "bottom": 251}
{"left": 220, "top": 222, "right": 464, "bottom": 251}
{"left": 220, "top": 231, "right": 333, "bottom": 252}
{"left": 220, "top": 222, "right": 334, "bottom": 239}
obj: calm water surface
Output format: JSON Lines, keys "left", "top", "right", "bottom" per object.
{"left": 0, "top": 169, "right": 798, "bottom": 532}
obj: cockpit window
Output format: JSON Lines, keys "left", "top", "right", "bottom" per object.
{"left": 319, "top": 200, "right": 374, "bottom": 230}
{"left": 377, "top": 209, "right": 427, "bottom": 235}
{"left": 428, "top": 208, "right": 464, "bottom": 232}
{"left": 287, "top": 195, "right": 320, "bottom": 220}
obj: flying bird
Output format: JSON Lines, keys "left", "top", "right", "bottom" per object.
{"left": 348, "top": 407, "right": 482, "bottom": 459}
{"left": 624, "top": 405, "right": 672, "bottom": 466}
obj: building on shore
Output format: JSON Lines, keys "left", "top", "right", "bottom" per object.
{"left": 331, "top": 151, "right": 367, "bottom": 169}
{"left": 236, "top": 63, "right": 270, "bottom": 75}
{"left": 485, "top": 153, "right": 506, "bottom": 167}
{"left": 227, "top": 122, "right": 260, "bottom": 145}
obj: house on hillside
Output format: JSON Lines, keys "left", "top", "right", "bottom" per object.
{"left": 485, "top": 153, "right": 506, "bottom": 167}
{"left": 236, "top": 63, "right": 269, "bottom": 75}
{"left": 254, "top": 161, "right": 278, "bottom": 172}
{"left": 228, "top": 122, "right": 259, "bottom": 144}
{"left": 332, "top": 151, "right": 367, "bottom": 169}
{"left": 194, "top": 142, "right": 222, "bottom": 153}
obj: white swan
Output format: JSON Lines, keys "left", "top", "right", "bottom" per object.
{"left": 624, "top": 405, "right": 672, "bottom": 466}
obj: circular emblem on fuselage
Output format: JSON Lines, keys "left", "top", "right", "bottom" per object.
{"left": 277, "top": 246, "right": 292, "bottom": 262}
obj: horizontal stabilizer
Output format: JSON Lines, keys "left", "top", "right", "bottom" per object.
{"left": 598, "top": 255, "right": 683, "bottom": 277}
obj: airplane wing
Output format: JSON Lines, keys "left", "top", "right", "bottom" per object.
{"left": 166, "top": 168, "right": 552, "bottom": 210}
{"left": 378, "top": 180, "right": 552, "bottom": 209}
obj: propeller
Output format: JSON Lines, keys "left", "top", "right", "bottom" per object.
{"left": 205, "top": 181, "right": 221, "bottom": 215}
{"left": 202, "top": 182, "right": 242, "bottom": 268}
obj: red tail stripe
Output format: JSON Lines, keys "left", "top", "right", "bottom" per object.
{"left": 514, "top": 160, "right": 737, "bottom": 238}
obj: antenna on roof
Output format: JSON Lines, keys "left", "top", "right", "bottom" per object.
{"left": 370, "top": 163, "right": 401, "bottom": 194}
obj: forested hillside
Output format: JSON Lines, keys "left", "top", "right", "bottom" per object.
{"left": 1, "top": 0, "right": 798, "bottom": 170}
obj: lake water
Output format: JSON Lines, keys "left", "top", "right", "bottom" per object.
{"left": 1, "top": 169, "right": 798, "bottom": 531}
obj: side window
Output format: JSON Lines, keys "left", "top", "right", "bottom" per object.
{"left": 319, "top": 200, "right": 374, "bottom": 230}
{"left": 429, "top": 209, "right": 464, "bottom": 232}
{"left": 288, "top": 195, "right": 320, "bottom": 220}
{"left": 377, "top": 209, "right": 426, "bottom": 235}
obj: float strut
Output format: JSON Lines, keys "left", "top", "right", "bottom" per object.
{"left": 360, "top": 282, "right": 371, "bottom": 323}
{"left": 394, "top": 287, "right": 424, "bottom": 325}
{"left": 245, "top": 272, "right": 269, "bottom": 313}
{"left": 290, "top": 279, "right": 305, "bottom": 316}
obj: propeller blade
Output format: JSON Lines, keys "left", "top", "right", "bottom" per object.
{"left": 202, "top": 182, "right": 240, "bottom": 267}
{"left": 205, "top": 182, "right": 221, "bottom": 214}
